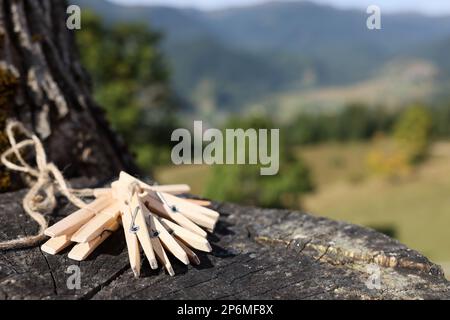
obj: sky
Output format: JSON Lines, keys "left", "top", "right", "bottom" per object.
{"left": 110, "top": 0, "right": 450, "bottom": 15}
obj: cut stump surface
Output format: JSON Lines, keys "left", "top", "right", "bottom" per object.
{"left": 0, "top": 188, "right": 449, "bottom": 300}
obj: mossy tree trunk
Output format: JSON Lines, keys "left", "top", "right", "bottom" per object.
{"left": 0, "top": 0, "right": 137, "bottom": 192}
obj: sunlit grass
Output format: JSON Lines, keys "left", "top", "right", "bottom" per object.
{"left": 298, "top": 142, "right": 371, "bottom": 186}
{"left": 154, "top": 164, "right": 211, "bottom": 196}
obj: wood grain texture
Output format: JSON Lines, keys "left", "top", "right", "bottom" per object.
{"left": 0, "top": 188, "right": 449, "bottom": 300}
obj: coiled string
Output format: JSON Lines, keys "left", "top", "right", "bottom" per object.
{"left": 0, "top": 120, "right": 92, "bottom": 250}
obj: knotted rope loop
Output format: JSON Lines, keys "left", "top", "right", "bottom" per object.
{"left": 0, "top": 120, "right": 92, "bottom": 250}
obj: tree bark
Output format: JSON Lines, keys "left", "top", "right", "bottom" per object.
{"left": 0, "top": 0, "right": 137, "bottom": 192}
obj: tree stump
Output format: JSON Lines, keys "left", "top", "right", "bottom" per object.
{"left": 0, "top": 186, "right": 448, "bottom": 300}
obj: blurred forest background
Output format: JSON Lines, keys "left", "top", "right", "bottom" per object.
{"left": 73, "top": 0, "right": 450, "bottom": 274}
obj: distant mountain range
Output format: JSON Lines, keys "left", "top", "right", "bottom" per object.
{"left": 73, "top": 0, "right": 450, "bottom": 121}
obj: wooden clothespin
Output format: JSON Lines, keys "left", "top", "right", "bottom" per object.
{"left": 41, "top": 171, "right": 220, "bottom": 278}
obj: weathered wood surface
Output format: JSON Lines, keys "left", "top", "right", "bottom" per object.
{"left": 1, "top": 188, "right": 449, "bottom": 300}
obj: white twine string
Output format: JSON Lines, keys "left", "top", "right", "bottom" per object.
{"left": 0, "top": 120, "right": 93, "bottom": 250}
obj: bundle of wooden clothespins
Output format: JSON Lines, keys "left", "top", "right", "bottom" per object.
{"left": 41, "top": 171, "right": 219, "bottom": 277}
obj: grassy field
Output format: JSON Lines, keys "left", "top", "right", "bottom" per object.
{"left": 302, "top": 142, "right": 450, "bottom": 265}
{"left": 155, "top": 164, "right": 211, "bottom": 196}
{"left": 154, "top": 141, "right": 450, "bottom": 275}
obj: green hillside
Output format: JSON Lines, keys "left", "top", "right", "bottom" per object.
{"left": 73, "top": 0, "right": 450, "bottom": 119}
